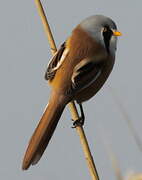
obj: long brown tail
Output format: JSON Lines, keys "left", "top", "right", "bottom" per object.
{"left": 22, "top": 93, "right": 67, "bottom": 170}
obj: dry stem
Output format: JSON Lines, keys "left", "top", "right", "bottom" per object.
{"left": 34, "top": 0, "right": 99, "bottom": 179}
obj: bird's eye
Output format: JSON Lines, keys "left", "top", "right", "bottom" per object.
{"left": 103, "top": 26, "right": 111, "bottom": 33}
{"left": 102, "top": 26, "right": 113, "bottom": 53}
{"left": 102, "top": 26, "right": 113, "bottom": 35}
{"left": 103, "top": 27, "right": 108, "bottom": 32}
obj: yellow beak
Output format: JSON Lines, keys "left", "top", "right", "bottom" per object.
{"left": 113, "top": 30, "right": 122, "bottom": 36}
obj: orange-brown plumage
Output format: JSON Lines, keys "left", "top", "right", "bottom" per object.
{"left": 22, "top": 15, "right": 121, "bottom": 170}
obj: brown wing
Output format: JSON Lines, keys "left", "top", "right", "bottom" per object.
{"left": 70, "top": 57, "right": 105, "bottom": 93}
{"left": 45, "top": 42, "right": 66, "bottom": 80}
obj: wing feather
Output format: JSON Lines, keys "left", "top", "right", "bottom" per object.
{"left": 45, "top": 42, "right": 69, "bottom": 80}
{"left": 70, "top": 58, "right": 105, "bottom": 93}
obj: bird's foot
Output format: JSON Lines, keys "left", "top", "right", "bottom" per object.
{"left": 72, "top": 117, "right": 84, "bottom": 128}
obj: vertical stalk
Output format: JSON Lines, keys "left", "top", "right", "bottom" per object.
{"left": 34, "top": 1, "right": 99, "bottom": 179}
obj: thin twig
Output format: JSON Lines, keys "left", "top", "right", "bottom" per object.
{"left": 34, "top": 0, "right": 99, "bottom": 179}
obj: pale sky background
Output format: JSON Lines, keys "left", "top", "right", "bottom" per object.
{"left": 0, "top": 0, "right": 142, "bottom": 179}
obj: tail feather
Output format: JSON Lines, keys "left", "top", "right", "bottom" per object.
{"left": 22, "top": 94, "right": 66, "bottom": 170}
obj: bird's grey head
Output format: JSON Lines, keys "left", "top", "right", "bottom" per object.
{"left": 80, "top": 15, "right": 121, "bottom": 56}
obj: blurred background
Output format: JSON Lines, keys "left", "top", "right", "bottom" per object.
{"left": 0, "top": 0, "right": 141, "bottom": 179}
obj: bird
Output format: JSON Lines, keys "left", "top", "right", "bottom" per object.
{"left": 22, "top": 15, "right": 122, "bottom": 170}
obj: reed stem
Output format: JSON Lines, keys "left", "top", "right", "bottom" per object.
{"left": 34, "top": 1, "right": 99, "bottom": 179}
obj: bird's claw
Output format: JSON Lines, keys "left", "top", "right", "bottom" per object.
{"left": 71, "top": 117, "right": 84, "bottom": 128}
